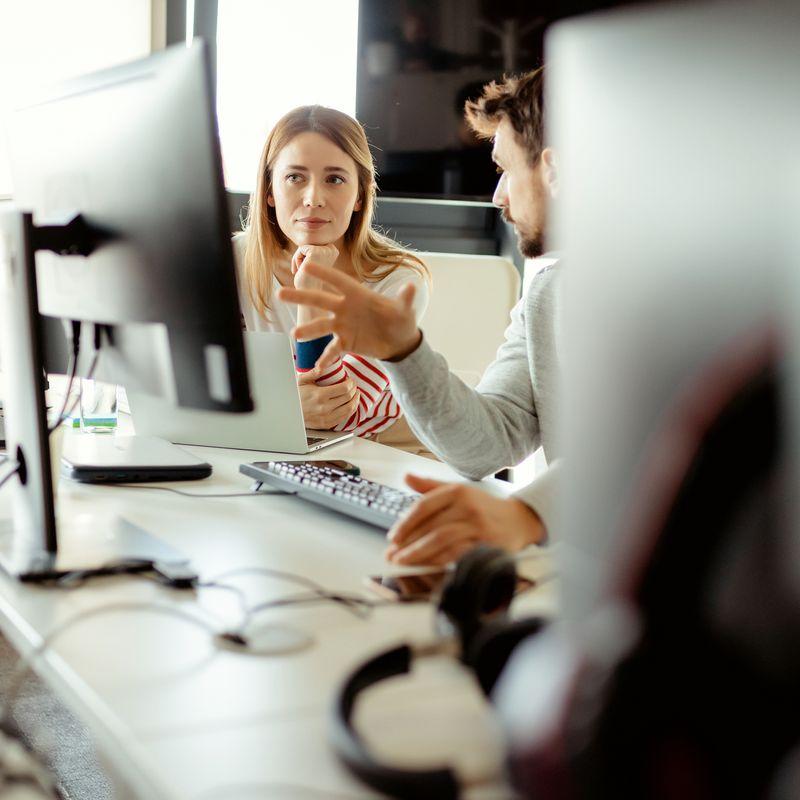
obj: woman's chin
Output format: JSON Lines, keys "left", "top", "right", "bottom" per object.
{"left": 293, "top": 232, "right": 336, "bottom": 247}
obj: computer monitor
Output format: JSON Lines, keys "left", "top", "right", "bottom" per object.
{"left": 0, "top": 41, "right": 252, "bottom": 579}
{"left": 547, "top": 0, "right": 800, "bottom": 620}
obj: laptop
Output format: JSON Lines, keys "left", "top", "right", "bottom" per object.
{"left": 128, "top": 332, "right": 353, "bottom": 454}
{"left": 61, "top": 434, "right": 212, "bottom": 483}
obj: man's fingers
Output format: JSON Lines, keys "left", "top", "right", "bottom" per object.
{"left": 293, "top": 317, "right": 337, "bottom": 342}
{"left": 387, "top": 484, "right": 462, "bottom": 546}
{"left": 404, "top": 473, "right": 446, "bottom": 494}
{"left": 278, "top": 286, "right": 342, "bottom": 314}
{"left": 387, "top": 524, "right": 472, "bottom": 566}
{"left": 302, "top": 262, "right": 359, "bottom": 292}
{"left": 398, "top": 282, "right": 417, "bottom": 312}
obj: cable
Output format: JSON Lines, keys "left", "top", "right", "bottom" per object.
{"left": 47, "top": 321, "right": 81, "bottom": 434}
{"left": 209, "top": 566, "right": 344, "bottom": 595}
{"left": 0, "top": 463, "right": 20, "bottom": 491}
{"left": 48, "top": 322, "right": 107, "bottom": 435}
{"left": 0, "top": 562, "right": 399, "bottom": 794}
{"left": 0, "top": 602, "right": 221, "bottom": 729}
{"left": 191, "top": 781, "right": 375, "bottom": 800}
{"left": 111, "top": 484, "right": 289, "bottom": 498}
{"left": 203, "top": 567, "right": 393, "bottom": 632}
{"left": 47, "top": 348, "right": 101, "bottom": 435}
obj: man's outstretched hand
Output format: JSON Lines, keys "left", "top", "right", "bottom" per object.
{"left": 277, "top": 263, "right": 422, "bottom": 367}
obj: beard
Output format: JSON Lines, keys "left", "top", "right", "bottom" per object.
{"left": 518, "top": 231, "right": 545, "bottom": 259}
{"left": 503, "top": 210, "right": 546, "bottom": 258}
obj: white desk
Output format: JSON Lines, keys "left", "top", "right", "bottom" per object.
{"left": 0, "top": 430, "right": 556, "bottom": 799}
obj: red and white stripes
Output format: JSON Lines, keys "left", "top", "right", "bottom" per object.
{"left": 308, "top": 353, "right": 401, "bottom": 436}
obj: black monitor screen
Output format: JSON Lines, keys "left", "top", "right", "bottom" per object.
{"left": 357, "top": 0, "right": 652, "bottom": 200}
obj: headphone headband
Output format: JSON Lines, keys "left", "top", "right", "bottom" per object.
{"left": 330, "top": 643, "right": 461, "bottom": 800}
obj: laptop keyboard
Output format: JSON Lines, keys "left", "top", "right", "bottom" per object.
{"left": 239, "top": 460, "right": 418, "bottom": 530}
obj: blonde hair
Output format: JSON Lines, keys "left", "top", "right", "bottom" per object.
{"left": 242, "top": 105, "right": 427, "bottom": 316}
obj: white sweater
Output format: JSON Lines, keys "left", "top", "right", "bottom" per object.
{"left": 233, "top": 232, "right": 429, "bottom": 436}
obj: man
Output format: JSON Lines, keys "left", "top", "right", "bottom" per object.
{"left": 278, "top": 68, "right": 561, "bottom": 566}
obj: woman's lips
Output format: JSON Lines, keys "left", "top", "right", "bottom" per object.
{"left": 296, "top": 218, "right": 329, "bottom": 229}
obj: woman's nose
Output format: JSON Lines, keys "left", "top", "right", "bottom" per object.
{"left": 303, "top": 182, "right": 325, "bottom": 207}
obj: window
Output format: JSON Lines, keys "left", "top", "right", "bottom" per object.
{"left": 0, "top": 0, "right": 152, "bottom": 198}
{"left": 215, "top": 0, "right": 359, "bottom": 192}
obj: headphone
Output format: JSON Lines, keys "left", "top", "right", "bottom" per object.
{"left": 330, "top": 545, "right": 546, "bottom": 800}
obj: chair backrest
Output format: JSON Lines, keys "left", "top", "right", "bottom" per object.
{"left": 418, "top": 252, "right": 520, "bottom": 386}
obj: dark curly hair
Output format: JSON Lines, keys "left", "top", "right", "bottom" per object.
{"left": 464, "top": 67, "right": 546, "bottom": 166}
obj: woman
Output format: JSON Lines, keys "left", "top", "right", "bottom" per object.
{"left": 235, "top": 105, "right": 432, "bottom": 455}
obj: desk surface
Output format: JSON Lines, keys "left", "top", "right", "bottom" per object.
{"left": 0, "top": 429, "right": 555, "bottom": 799}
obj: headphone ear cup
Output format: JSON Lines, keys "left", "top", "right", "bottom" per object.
{"left": 464, "top": 616, "right": 548, "bottom": 696}
{"left": 437, "top": 545, "right": 517, "bottom": 640}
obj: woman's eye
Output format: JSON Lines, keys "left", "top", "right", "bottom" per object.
{"left": 286, "top": 173, "right": 304, "bottom": 183}
{"left": 327, "top": 175, "right": 345, "bottom": 185}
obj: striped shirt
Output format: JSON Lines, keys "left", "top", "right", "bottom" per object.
{"left": 233, "top": 233, "right": 429, "bottom": 437}
{"left": 301, "top": 351, "right": 402, "bottom": 437}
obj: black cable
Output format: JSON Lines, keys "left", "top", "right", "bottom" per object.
{"left": 111, "top": 484, "right": 289, "bottom": 498}
{"left": 0, "top": 462, "right": 20, "bottom": 490}
{"left": 47, "top": 348, "right": 101, "bottom": 435}
{"left": 47, "top": 321, "right": 81, "bottom": 434}
{"left": 0, "top": 567, "right": 403, "bottom": 795}
{"left": 204, "top": 567, "right": 391, "bottom": 630}
{"left": 47, "top": 348, "right": 76, "bottom": 431}
{"left": 244, "top": 591, "right": 377, "bottom": 621}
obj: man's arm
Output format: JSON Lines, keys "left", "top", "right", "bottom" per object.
{"left": 278, "top": 262, "right": 559, "bottom": 479}
{"left": 382, "top": 295, "right": 537, "bottom": 479}
{"left": 386, "top": 267, "right": 560, "bottom": 479}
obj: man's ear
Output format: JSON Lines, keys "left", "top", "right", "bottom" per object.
{"left": 541, "top": 147, "right": 559, "bottom": 199}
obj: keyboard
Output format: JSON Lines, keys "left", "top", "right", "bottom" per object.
{"left": 240, "top": 460, "right": 419, "bottom": 530}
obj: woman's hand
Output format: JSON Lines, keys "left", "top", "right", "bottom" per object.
{"left": 292, "top": 244, "right": 339, "bottom": 291}
{"left": 297, "top": 365, "right": 358, "bottom": 429}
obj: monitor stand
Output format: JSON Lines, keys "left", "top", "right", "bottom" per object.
{"left": 0, "top": 210, "right": 195, "bottom": 582}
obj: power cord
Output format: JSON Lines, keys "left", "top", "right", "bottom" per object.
{"left": 191, "top": 781, "right": 375, "bottom": 800}
{"left": 0, "top": 564, "right": 404, "bottom": 796}
{"left": 0, "top": 462, "right": 20, "bottom": 491}
{"left": 47, "top": 322, "right": 102, "bottom": 435}
{"left": 111, "top": 484, "right": 289, "bottom": 498}
{"left": 47, "top": 320, "right": 81, "bottom": 434}
{"left": 204, "top": 566, "right": 390, "bottom": 629}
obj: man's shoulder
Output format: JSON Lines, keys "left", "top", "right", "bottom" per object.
{"left": 523, "top": 256, "right": 562, "bottom": 305}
